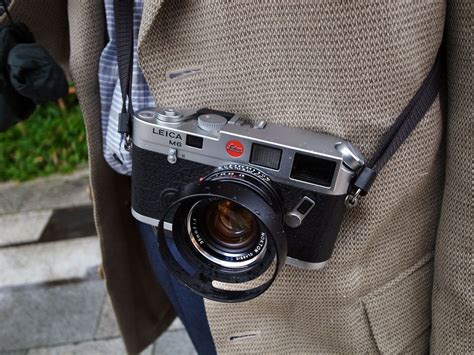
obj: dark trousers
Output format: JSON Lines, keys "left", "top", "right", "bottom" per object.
{"left": 137, "top": 222, "right": 216, "bottom": 355}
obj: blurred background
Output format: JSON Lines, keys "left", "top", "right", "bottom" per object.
{"left": 0, "top": 91, "right": 195, "bottom": 354}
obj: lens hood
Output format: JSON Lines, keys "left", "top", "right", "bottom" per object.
{"left": 156, "top": 179, "right": 287, "bottom": 303}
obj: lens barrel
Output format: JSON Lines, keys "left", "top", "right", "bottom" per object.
{"left": 187, "top": 199, "right": 267, "bottom": 269}
{"left": 156, "top": 165, "right": 287, "bottom": 302}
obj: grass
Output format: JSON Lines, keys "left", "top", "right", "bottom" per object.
{"left": 0, "top": 92, "right": 88, "bottom": 182}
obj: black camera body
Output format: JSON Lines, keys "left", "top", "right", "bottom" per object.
{"left": 132, "top": 146, "right": 348, "bottom": 266}
{"left": 131, "top": 107, "right": 365, "bottom": 301}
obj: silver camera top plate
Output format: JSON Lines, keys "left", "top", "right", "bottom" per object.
{"left": 133, "top": 107, "right": 365, "bottom": 196}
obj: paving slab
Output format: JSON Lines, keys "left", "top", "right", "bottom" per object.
{"left": 0, "top": 280, "right": 105, "bottom": 351}
{"left": 0, "top": 210, "right": 52, "bottom": 247}
{"left": 0, "top": 236, "right": 100, "bottom": 289}
{"left": 154, "top": 330, "right": 196, "bottom": 355}
{"left": 168, "top": 317, "right": 185, "bottom": 331}
{"left": 39, "top": 206, "right": 96, "bottom": 243}
{"left": 26, "top": 337, "right": 154, "bottom": 355}
{"left": 0, "top": 168, "right": 90, "bottom": 215}
{"left": 96, "top": 295, "right": 185, "bottom": 340}
{"left": 95, "top": 295, "right": 121, "bottom": 339}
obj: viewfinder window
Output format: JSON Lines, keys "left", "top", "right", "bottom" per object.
{"left": 290, "top": 153, "right": 336, "bottom": 187}
{"left": 250, "top": 144, "right": 282, "bottom": 170}
{"left": 186, "top": 135, "right": 203, "bottom": 149}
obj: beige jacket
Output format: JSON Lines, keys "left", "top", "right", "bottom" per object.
{"left": 3, "top": 1, "right": 471, "bottom": 353}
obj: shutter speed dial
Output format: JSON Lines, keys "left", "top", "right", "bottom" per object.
{"left": 197, "top": 114, "right": 228, "bottom": 133}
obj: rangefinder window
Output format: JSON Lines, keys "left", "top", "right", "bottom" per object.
{"left": 290, "top": 153, "right": 336, "bottom": 187}
{"left": 250, "top": 143, "right": 282, "bottom": 170}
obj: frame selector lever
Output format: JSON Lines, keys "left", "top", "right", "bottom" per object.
{"left": 284, "top": 196, "right": 315, "bottom": 228}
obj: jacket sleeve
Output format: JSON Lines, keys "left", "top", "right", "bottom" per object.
{"left": 430, "top": 0, "right": 473, "bottom": 352}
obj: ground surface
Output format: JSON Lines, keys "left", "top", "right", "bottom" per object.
{"left": 0, "top": 169, "right": 196, "bottom": 354}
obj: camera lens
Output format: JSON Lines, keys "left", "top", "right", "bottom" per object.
{"left": 206, "top": 200, "right": 258, "bottom": 252}
{"left": 158, "top": 164, "right": 288, "bottom": 302}
{"left": 187, "top": 198, "right": 266, "bottom": 269}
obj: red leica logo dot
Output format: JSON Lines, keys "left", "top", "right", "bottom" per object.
{"left": 225, "top": 140, "right": 244, "bottom": 158}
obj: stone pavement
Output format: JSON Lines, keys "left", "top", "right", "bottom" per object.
{"left": 0, "top": 169, "right": 196, "bottom": 354}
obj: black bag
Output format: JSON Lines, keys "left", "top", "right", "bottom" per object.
{"left": 0, "top": 5, "right": 68, "bottom": 132}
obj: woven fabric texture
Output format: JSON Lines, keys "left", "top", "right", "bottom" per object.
{"left": 431, "top": 0, "right": 473, "bottom": 352}
{"left": 138, "top": 1, "right": 446, "bottom": 353}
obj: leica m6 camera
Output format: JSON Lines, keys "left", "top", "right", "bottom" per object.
{"left": 131, "top": 107, "right": 366, "bottom": 302}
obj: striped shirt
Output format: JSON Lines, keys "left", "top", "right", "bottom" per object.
{"left": 98, "top": 0, "right": 153, "bottom": 174}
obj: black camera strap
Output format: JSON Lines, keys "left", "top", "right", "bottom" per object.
{"left": 114, "top": 0, "right": 134, "bottom": 151}
{"left": 113, "top": 0, "right": 442, "bottom": 201}
{"left": 346, "top": 52, "right": 442, "bottom": 205}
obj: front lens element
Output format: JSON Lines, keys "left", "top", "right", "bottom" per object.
{"left": 187, "top": 199, "right": 267, "bottom": 269}
{"left": 207, "top": 200, "right": 258, "bottom": 251}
